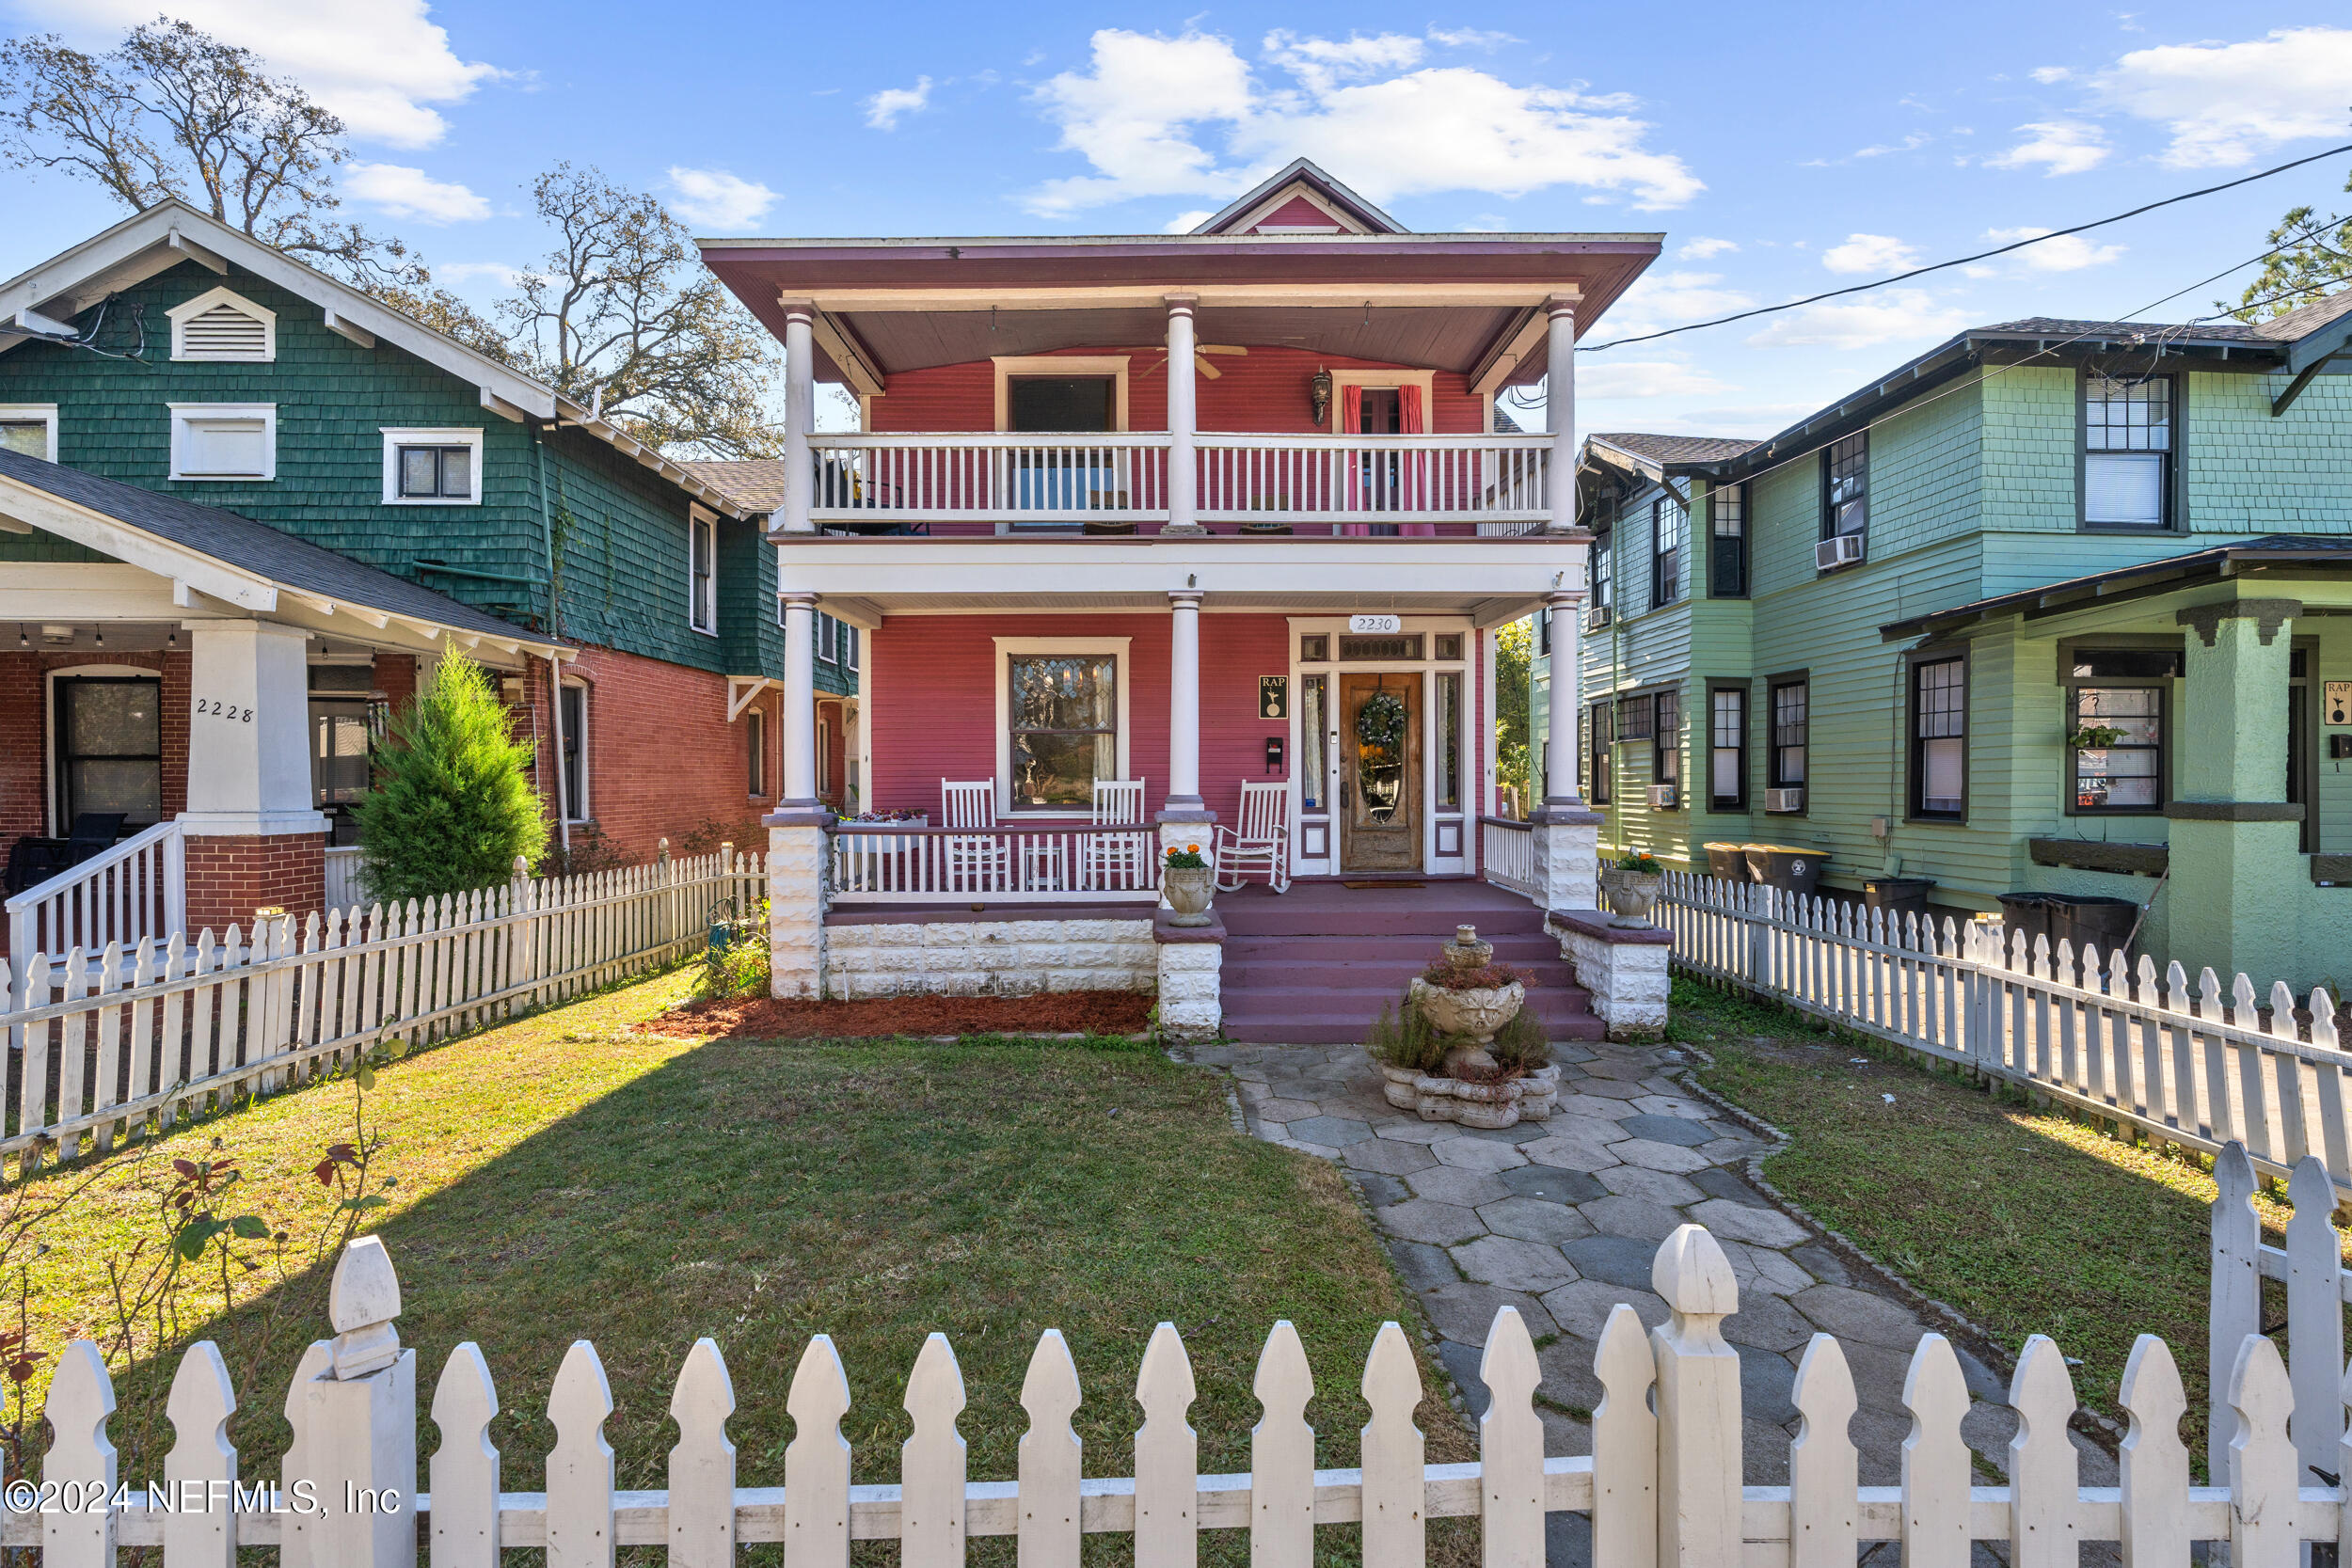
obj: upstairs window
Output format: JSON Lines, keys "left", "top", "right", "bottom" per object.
{"left": 1652, "top": 687, "right": 1680, "bottom": 787}
{"left": 382, "top": 429, "right": 483, "bottom": 504}
{"left": 1708, "top": 686, "right": 1747, "bottom": 810}
{"left": 818, "top": 611, "right": 839, "bottom": 663}
{"left": 1651, "top": 496, "right": 1686, "bottom": 609}
{"left": 1710, "top": 483, "right": 1747, "bottom": 597}
{"left": 168, "top": 404, "right": 275, "bottom": 482}
{"left": 1909, "top": 656, "right": 1966, "bottom": 818}
{"left": 1589, "top": 528, "right": 1614, "bottom": 626}
{"left": 843, "top": 623, "right": 861, "bottom": 671}
{"left": 1770, "top": 680, "right": 1809, "bottom": 791}
{"left": 1585, "top": 699, "right": 1613, "bottom": 804}
{"left": 688, "top": 508, "right": 718, "bottom": 634}
{"left": 167, "top": 287, "right": 276, "bottom": 362}
{"left": 2083, "top": 373, "right": 2173, "bottom": 530}
{"left": 1822, "top": 433, "right": 1867, "bottom": 541}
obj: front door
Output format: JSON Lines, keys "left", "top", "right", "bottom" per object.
{"left": 1340, "top": 673, "right": 1419, "bottom": 872}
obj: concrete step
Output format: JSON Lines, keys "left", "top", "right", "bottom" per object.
{"left": 1220, "top": 957, "right": 1583, "bottom": 990}
{"left": 1222, "top": 932, "right": 1563, "bottom": 962}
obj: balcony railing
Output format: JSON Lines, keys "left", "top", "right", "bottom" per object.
{"left": 829, "top": 824, "right": 1162, "bottom": 903}
{"left": 806, "top": 432, "right": 1552, "bottom": 534}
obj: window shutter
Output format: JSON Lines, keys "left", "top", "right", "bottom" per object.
{"left": 180, "top": 301, "right": 270, "bottom": 360}
{"left": 183, "top": 418, "right": 268, "bottom": 476}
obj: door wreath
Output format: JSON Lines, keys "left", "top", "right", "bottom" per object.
{"left": 1356, "top": 689, "right": 1409, "bottom": 756}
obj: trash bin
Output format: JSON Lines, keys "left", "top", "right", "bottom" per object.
{"left": 1743, "top": 844, "right": 1824, "bottom": 900}
{"left": 1704, "top": 842, "right": 1749, "bottom": 882}
{"left": 1996, "top": 892, "right": 2138, "bottom": 958}
{"left": 1863, "top": 878, "right": 1934, "bottom": 919}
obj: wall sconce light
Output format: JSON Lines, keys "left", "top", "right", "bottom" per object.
{"left": 1309, "top": 367, "right": 1332, "bottom": 427}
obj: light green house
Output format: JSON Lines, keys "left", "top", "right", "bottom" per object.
{"left": 1532, "top": 298, "right": 2352, "bottom": 990}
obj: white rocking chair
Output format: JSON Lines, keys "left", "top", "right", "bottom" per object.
{"left": 1214, "top": 780, "right": 1291, "bottom": 893}
{"left": 940, "top": 779, "right": 1009, "bottom": 892}
{"left": 1080, "top": 778, "right": 1149, "bottom": 892}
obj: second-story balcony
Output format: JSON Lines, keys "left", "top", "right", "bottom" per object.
{"left": 809, "top": 430, "right": 1555, "bottom": 536}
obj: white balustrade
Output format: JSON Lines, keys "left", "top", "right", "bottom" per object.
{"left": 830, "top": 825, "right": 1162, "bottom": 903}
{"left": 5, "top": 818, "right": 183, "bottom": 963}
{"left": 810, "top": 434, "right": 1169, "bottom": 527}
{"left": 1196, "top": 432, "right": 1551, "bottom": 531}
{"left": 1480, "top": 816, "right": 1537, "bottom": 900}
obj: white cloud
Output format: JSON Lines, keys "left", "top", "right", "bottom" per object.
{"left": 1677, "top": 236, "right": 1739, "bottom": 259}
{"left": 665, "top": 167, "right": 778, "bottom": 230}
{"left": 1428, "top": 26, "right": 1519, "bottom": 49}
{"left": 2091, "top": 26, "right": 2352, "bottom": 167}
{"left": 864, "top": 76, "right": 933, "bottom": 131}
{"left": 1982, "top": 226, "right": 2125, "bottom": 271}
{"left": 1165, "top": 209, "right": 1215, "bottom": 232}
{"left": 2028, "top": 66, "right": 2074, "bottom": 84}
{"left": 342, "top": 162, "right": 488, "bottom": 223}
{"left": 435, "top": 261, "right": 524, "bottom": 288}
{"left": 16, "top": 0, "right": 498, "bottom": 148}
{"left": 1747, "top": 290, "right": 1968, "bottom": 351}
{"left": 1983, "top": 119, "right": 2111, "bottom": 176}
{"left": 1577, "top": 360, "right": 1732, "bottom": 398}
{"left": 1597, "top": 269, "right": 1756, "bottom": 341}
{"left": 1820, "top": 233, "right": 1921, "bottom": 275}
{"left": 1025, "top": 28, "right": 1700, "bottom": 216}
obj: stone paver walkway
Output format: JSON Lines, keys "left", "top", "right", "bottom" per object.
{"left": 1179, "top": 1034, "right": 2117, "bottom": 1511}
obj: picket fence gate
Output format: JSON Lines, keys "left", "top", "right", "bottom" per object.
{"left": 0, "top": 847, "right": 766, "bottom": 1179}
{"left": 17, "top": 1222, "right": 2352, "bottom": 1566}
{"left": 1659, "top": 871, "right": 2352, "bottom": 1189}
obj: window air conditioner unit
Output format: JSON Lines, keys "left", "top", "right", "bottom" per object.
{"left": 1816, "top": 533, "right": 1865, "bottom": 571}
{"left": 1765, "top": 786, "right": 1805, "bottom": 814}
{"left": 1648, "top": 784, "right": 1677, "bottom": 810}
{"left": 1586, "top": 605, "right": 1613, "bottom": 631}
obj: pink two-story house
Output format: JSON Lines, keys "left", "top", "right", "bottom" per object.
{"left": 698, "top": 161, "right": 1665, "bottom": 1040}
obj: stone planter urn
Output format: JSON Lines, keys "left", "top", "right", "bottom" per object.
{"left": 1163, "top": 865, "right": 1215, "bottom": 927}
{"left": 1601, "top": 866, "right": 1663, "bottom": 928}
{"left": 1416, "top": 925, "right": 1526, "bottom": 1053}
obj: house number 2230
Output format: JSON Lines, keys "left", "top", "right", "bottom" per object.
{"left": 197, "top": 699, "right": 254, "bottom": 722}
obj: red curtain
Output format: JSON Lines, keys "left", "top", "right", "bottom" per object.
{"left": 1398, "top": 383, "right": 1434, "bottom": 532}
{"left": 1341, "top": 384, "right": 1368, "bottom": 534}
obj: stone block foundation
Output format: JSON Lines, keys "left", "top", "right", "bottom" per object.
{"left": 1548, "top": 908, "right": 1672, "bottom": 1041}
{"left": 821, "top": 912, "right": 1157, "bottom": 999}
{"left": 1153, "top": 910, "right": 1224, "bottom": 1040}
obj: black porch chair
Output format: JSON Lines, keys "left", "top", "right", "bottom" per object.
{"left": 3, "top": 812, "right": 132, "bottom": 895}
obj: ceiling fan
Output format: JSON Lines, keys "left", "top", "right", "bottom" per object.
{"left": 1146, "top": 343, "right": 1248, "bottom": 379}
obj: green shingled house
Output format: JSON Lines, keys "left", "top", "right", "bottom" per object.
{"left": 1532, "top": 298, "right": 2352, "bottom": 990}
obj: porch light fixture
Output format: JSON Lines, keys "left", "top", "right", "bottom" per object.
{"left": 1310, "top": 367, "right": 1332, "bottom": 427}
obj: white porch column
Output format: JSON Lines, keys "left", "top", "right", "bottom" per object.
{"left": 779, "top": 593, "right": 819, "bottom": 808}
{"left": 1159, "top": 589, "right": 1212, "bottom": 828}
{"left": 1163, "top": 295, "right": 1202, "bottom": 535}
{"left": 779, "top": 300, "right": 817, "bottom": 535}
{"left": 1544, "top": 295, "right": 1577, "bottom": 531}
{"left": 1530, "top": 587, "right": 1600, "bottom": 911}
{"left": 1541, "top": 591, "right": 1582, "bottom": 811}
{"left": 181, "top": 618, "right": 329, "bottom": 927}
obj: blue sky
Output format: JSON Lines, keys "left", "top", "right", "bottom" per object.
{"left": 6, "top": 0, "right": 2351, "bottom": 440}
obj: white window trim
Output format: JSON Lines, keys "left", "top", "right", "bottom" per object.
{"left": 844, "top": 623, "right": 860, "bottom": 672}
{"left": 561, "top": 678, "right": 592, "bottom": 822}
{"left": 688, "top": 505, "right": 719, "bottom": 637}
{"left": 1330, "top": 368, "right": 1438, "bottom": 415}
{"left": 993, "top": 636, "right": 1132, "bottom": 817}
{"left": 992, "top": 356, "right": 1131, "bottom": 432}
{"left": 167, "top": 403, "right": 277, "bottom": 483}
{"left": 818, "top": 611, "right": 838, "bottom": 663}
{"left": 747, "top": 705, "right": 768, "bottom": 800}
{"left": 380, "top": 427, "right": 485, "bottom": 505}
{"left": 166, "top": 285, "right": 278, "bottom": 362}
{"left": 0, "top": 404, "right": 60, "bottom": 463}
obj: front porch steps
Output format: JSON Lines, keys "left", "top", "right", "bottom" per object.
{"left": 1213, "top": 879, "right": 1606, "bottom": 1046}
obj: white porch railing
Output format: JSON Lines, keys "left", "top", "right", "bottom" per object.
{"left": 1479, "top": 816, "right": 1537, "bottom": 900}
{"left": 812, "top": 433, "right": 1170, "bottom": 526}
{"left": 1657, "top": 870, "right": 2352, "bottom": 1187}
{"left": 4, "top": 818, "right": 183, "bottom": 963}
{"left": 1196, "top": 432, "right": 1551, "bottom": 531}
{"left": 830, "top": 824, "right": 1162, "bottom": 903}
{"left": 322, "top": 845, "right": 367, "bottom": 911}
{"left": 20, "top": 1222, "right": 2343, "bottom": 1568}
{"left": 805, "top": 431, "right": 1553, "bottom": 531}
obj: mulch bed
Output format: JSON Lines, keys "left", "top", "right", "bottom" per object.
{"left": 637, "top": 990, "right": 1156, "bottom": 1040}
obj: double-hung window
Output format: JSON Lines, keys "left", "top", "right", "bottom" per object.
{"left": 2068, "top": 649, "right": 2177, "bottom": 813}
{"left": 1652, "top": 689, "right": 1680, "bottom": 789}
{"left": 1822, "top": 433, "right": 1867, "bottom": 541}
{"left": 843, "top": 623, "right": 860, "bottom": 671}
{"left": 747, "top": 708, "right": 767, "bottom": 798}
{"left": 688, "top": 509, "right": 717, "bottom": 635}
{"left": 1769, "top": 680, "right": 1809, "bottom": 798}
{"left": 1585, "top": 699, "right": 1613, "bottom": 804}
{"left": 1709, "top": 483, "right": 1747, "bottom": 597}
{"left": 1909, "top": 656, "right": 1966, "bottom": 818}
{"left": 559, "top": 684, "right": 589, "bottom": 820}
{"left": 1007, "top": 654, "right": 1118, "bottom": 808}
{"left": 2083, "top": 374, "right": 2173, "bottom": 530}
{"left": 1708, "top": 686, "right": 1746, "bottom": 810}
{"left": 818, "top": 612, "right": 839, "bottom": 663}
{"left": 1589, "top": 528, "right": 1613, "bottom": 626}
{"left": 1651, "top": 496, "right": 1686, "bottom": 608}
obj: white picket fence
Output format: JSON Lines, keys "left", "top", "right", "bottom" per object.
{"left": 1659, "top": 872, "right": 2352, "bottom": 1188}
{"left": 15, "top": 1221, "right": 2344, "bottom": 1567}
{"left": 0, "top": 847, "right": 764, "bottom": 1177}
{"left": 2208, "top": 1141, "right": 2350, "bottom": 1494}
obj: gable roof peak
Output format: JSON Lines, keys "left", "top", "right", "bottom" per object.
{"left": 1190, "top": 158, "right": 1409, "bottom": 236}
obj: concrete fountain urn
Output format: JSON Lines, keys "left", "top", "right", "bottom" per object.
{"left": 1373, "top": 925, "right": 1558, "bottom": 1130}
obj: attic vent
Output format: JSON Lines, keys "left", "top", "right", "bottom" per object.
{"left": 167, "top": 287, "right": 277, "bottom": 362}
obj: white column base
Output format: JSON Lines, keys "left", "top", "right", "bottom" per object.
{"left": 1529, "top": 811, "right": 1600, "bottom": 912}
{"left": 1154, "top": 919, "right": 1223, "bottom": 1041}
{"left": 767, "top": 821, "right": 828, "bottom": 999}
{"left": 1549, "top": 910, "right": 1672, "bottom": 1042}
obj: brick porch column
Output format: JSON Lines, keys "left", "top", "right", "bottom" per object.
{"left": 1532, "top": 588, "right": 1600, "bottom": 911}
{"left": 2166, "top": 598, "right": 2304, "bottom": 977}
{"left": 181, "top": 619, "right": 327, "bottom": 927}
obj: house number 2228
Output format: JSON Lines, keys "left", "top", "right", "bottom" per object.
{"left": 197, "top": 699, "right": 254, "bottom": 721}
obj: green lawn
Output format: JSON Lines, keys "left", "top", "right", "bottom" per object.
{"left": 1672, "top": 976, "right": 2313, "bottom": 1471}
{"left": 16, "top": 972, "right": 1472, "bottom": 1563}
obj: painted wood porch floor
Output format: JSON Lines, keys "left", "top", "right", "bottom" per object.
{"left": 1216, "top": 878, "right": 1605, "bottom": 1046}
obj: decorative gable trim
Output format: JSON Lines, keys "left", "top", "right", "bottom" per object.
{"left": 167, "top": 285, "right": 277, "bottom": 362}
{"left": 1189, "top": 158, "right": 1408, "bottom": 236}
{"left": 1227, "top": 185, "right": 1364, "bottom": 236}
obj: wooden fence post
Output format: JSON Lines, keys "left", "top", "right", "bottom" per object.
{"left": 430, "top": 1344, "right": 501, "bottom": 1568}
{"left": 669, "top": 1338, "right": 737, "bottom": 1568}
{"left": 2210, "top": 1142, "right": 2262, "bottom": 1482}
{"left": 1650, "top": 1224, "right": 1742, "bottom": 1568}
{"left": 1135, "top": 1323, "right": 1199, "bottom": 1568}
{"left": 304, "top": 1237, "right": 419, "bottom": 1568}
{"left": 1020, "top": 1330, "right": 1083, "bottom": 1568}
{"left": 1478, "top": 1305, "right": 1544, "bottom": 1568}
{"left": 1250, "top": 1322, "right": 1315, "bottom": 1568}
{"left": 163, "top": 1341, "right": 238, "bottom": 1567}
{"left": 2118, "top": 1334, "right": 2189, "bottom": 1568}
{"left": 1787, "top": 1335, "right": 1856, "bottom": 1568}
{"left": 1591, "top": 1305, "right": 1657, "bottom": 1568}
{"left": 2228, "top": 1332, "right": 2298, "bottom": 1568}
{"left": 547, "top": 1339, "right": 615, "bottom": 1568}
{"left": 1359, "top": 1323, "right": 1425, "bottom": 1568}
{"left": 2287, "top": 1155, "right": 2347, "bottom": 1482}
{"left": 901, "top": 1334, "right": 968, "bottom": 1568}
{"left": 785, "top": 1336, "right": 852, "bottom": 1568}
{"left": 42, "top": 1340, "right": 117, "bottom": 1568}
{"left": 2008, "top": 1336, "right": 2080, "bottom": 1568}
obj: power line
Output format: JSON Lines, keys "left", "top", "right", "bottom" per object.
{"left": 1576, "top": 141, "right": 2352, "bottom": 353}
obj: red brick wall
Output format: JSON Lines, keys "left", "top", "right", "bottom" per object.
{"left": 0, "top": 650, "right": 189, "bottom": 874}
{"left": 373, "top": 653, "right": 417, "bottom": 709}
{"left": 869, "top": 612, "right": 1291, "bottom": 828}
{"left": 184, "top": 832, "right": 326, "bottom": 931}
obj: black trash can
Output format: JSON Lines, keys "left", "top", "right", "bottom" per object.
{"left": 1996, "top": 892, "right": 2138, "bottom": 958}
{"left": 1863, "top": 878, "right": 1934, "bottom": 919}
{"left": 1744, "top": 844, "right": 1825, "bottom": 900}
{"left": 1995, "top": 892, "right": 2058, "bottom": 952}
{"left": 1704, "top": 842, "right": 1749, "bottom": 882}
